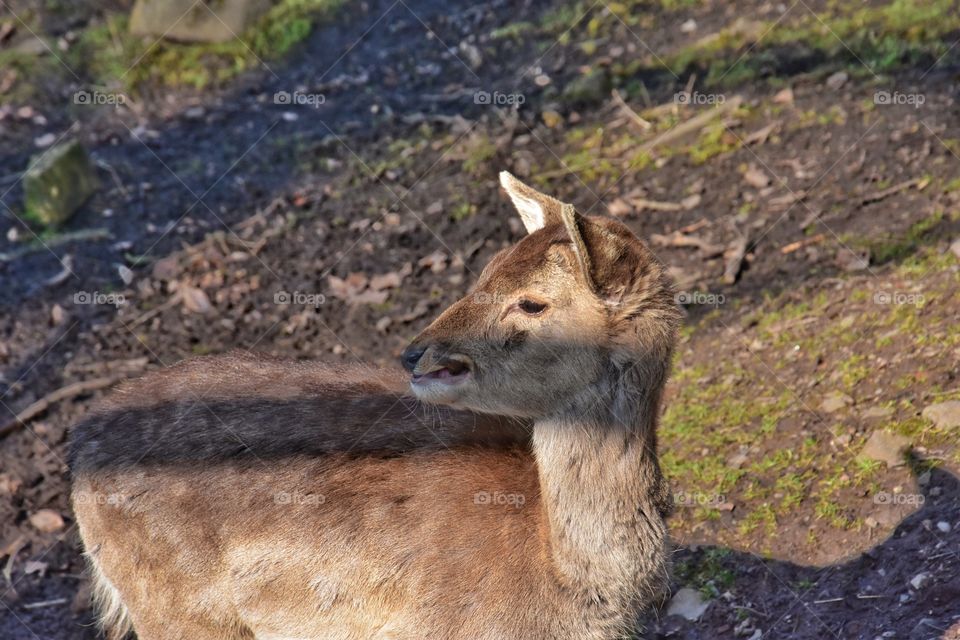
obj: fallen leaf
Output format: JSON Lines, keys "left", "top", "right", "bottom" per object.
{"left": 743, "top": 165, "right": 770, "bottom": 189}
{"left": 180, "top": 285, "right": 213, "bottom": 314}
{"left": 29, "top": 509, "right": 64, "bottom": 533}
{"left": 369, "top": 272, "right": 403, "bottom": 291}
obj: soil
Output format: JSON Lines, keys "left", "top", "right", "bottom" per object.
{"left": 1, "top": 0, "right": 959, "bottom": 638}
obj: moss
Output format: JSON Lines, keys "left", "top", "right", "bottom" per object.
{"left": 69, "top": 0, "right": 345, "bottom": 92}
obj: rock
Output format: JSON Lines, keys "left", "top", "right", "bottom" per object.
{"left": 937, "top": 521, "right": 951, "bottom": 533}
{"left": 562, "top": 68, "right": 610, "bottom": 106}
{"left": 23, "top": 139, "right": 99, "bottom": 227}
{"left": 458, "top": 41, "right": 483, "bottom": 69}
{"left": 950, "top": 238, "right": 960, "bottom": 261}
{"left": 34, "top": 132, "right": 56, "bottom": 148}
{"left": 820, "top": 391, "right": 853, "bottom": 413}
{"left": 835, "top": 247, "right": 870, "bottom": 272}
{"left": 922, "top": 401, "right": 960, "bottom": 430}
{"left": 860, "top": 406, "right": 894, "bottom": 422}
{"left": 909, "top": 572, "right": 931, "bottom": 590}
{"left": 666, "top": 587, "right": 709, "bottom": 621}
{"left": 29, "top": 509, "right": 65, "bottom": 533}
{"left": 860, "top": 430, "right": 911, "bottom": 467}
{"left": 130, "top": 0, "right": 269, "bottom": 43}
{"left": 680, "top": 19, "right": 697, "bottom": 33}
{"left": 826, "top": 71, "right": 848, "bottom": 90}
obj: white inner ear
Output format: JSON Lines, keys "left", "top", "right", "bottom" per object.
{"left": 511, "top": 196, "right": 546, "bottom": 233}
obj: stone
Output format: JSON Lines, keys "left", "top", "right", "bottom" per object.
{"left": 129, "top": 0, "right": 270, "bottom": 43}
{"left": 922, "top": 401, "right": 960, "bottom": 430}
{"left": 820, "top": 391, "right": 853, "bottom": 413}
{"left": 826, "top": 71, "right": 848, "bottom": 90}
{"left": 950, "top": 238, "right": 960, "bottom": 261}
{"left": 909, "top": 572, "right": 931, "bottom": 590}
{"left": 666, "top": 587, "right": 709, "bottom": 621}
{"left": 562, "top": 68, "right": 610, "bottom": 106}
{"left": 937, "top": 521, "right": 951, "bottom": 533}
{"left": 860, "top": 430, "right": 911, "bottom": 467}
{"left": 860, "top": 406, "right": 894, "bottom": 422}
{"left": 23, "top": 139, "right": 99, "bottom": 227}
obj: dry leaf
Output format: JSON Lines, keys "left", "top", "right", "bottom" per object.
{"left": 743, "top": 166, "right": 770, "bottom": 189}
{"left": 181, "top": 285, "right": 213, "bottom": 314}
{"left": 29, "top": 509, "right": 65, "bottom": 533}
{"left": 369, "top": 272, "right": 402, "bottom": 291}
{"left": 608, "top": 198, "right": 632, "bottom": 217}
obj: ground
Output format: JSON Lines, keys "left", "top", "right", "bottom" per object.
{"left": 1, "top": 0, "right": 959, "bottom": 638}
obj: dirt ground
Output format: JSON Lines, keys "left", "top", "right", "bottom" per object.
{"left": 1, "top": 0, "right": 959, "bottom": 638}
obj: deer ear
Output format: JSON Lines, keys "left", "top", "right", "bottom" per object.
{"left": 499, "top": 171, "right": 566, "bottom": 234}
{"left": 499, "top": 171, "right": 596, "bottom": 292}
{"left": 559, "top": 203, "right": 596, "bottom": 293}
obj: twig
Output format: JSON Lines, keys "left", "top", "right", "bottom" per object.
{"left": 611, "top": 89, "right": 652, "bottom": 131}
{"left": 860, "top": 178, "right": 925, "bottom": 206}
{"left": 780, "top": 234, "right": 826, "bottom": 254}
{"left": 650, "top": 231, "right": 725, "bottom": 258}
{"left": 813, "top": 597, "right": 844, "bottom": 604}
{"left": 22, "top": 598, "right": 68, "bottom": 609}
{"left": 631, "top": 198, "right": 684, "bottom": 212}
{"left": 722, "top": 235, "right": 750, "bottom": 285}
{"left": 127, "top": 291, "right": 182, "bottom": 329}
{"left": 0, "top": 228, "right": 112, "bottom": 263}
{"left": 0, "top": 376, "right": 122, "bottom": 439}
{"left": 641, "top": 96, "right": 742, "bottom": 153}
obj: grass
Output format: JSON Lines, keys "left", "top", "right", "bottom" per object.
{"left": 54, "top": 0, "right": 346, "bottom": 93}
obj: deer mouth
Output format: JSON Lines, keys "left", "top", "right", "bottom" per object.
{"left": 412, "top": 356, "right": 472, "bottom": 386}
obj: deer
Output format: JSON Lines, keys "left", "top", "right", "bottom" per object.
{"left": 69, "top": 171, "right": 681, "bottom": 640}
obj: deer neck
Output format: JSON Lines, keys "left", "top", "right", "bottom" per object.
{"left": 531, "top": 363, "right": 670, "bottom": 605}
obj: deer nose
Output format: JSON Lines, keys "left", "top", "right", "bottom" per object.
{"left": 401, "top": 344, "right": 427, "bottom": 372}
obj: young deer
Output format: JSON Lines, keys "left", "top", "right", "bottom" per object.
{"left": 70, "top": 172, "right": 680, "bottom": 640}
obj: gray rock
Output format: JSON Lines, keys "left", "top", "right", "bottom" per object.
{"left": 23, "top": 140, "right": 99, "bottom": 227}
{"left": 826, "top": 71, "right": 848, "bottom": 90}
{"left": 562, "top": 68, "right": 610, "bottom": 106}
{"left": 922, "top": 401, "right": 960, "bottom": 430}
{"left": 130, "top": 0, "right": 269, "bottom": 43}
{"left": 820, "top": 391, "right": 853, "bottom": 413}
{"left": 666, "top": 587, "right": 709, "bottom": 621}
{"left": 937, "top": 521, "right": 951, "bottom": 533}
{"left": 860, "top": 430, "right": 911, "bottom": 467}
{"left": 909, "top": 572, "right": 931, "bottom": 590}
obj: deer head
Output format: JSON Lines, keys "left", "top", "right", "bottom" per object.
{"left": 401, "top": 172, "right": 680, "bottom": 418}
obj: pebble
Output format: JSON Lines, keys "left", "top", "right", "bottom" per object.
{"left": 909, "top": 572, "right": 931, "bottom": 590}
{"left": 666, "top": 588, "right": 709, "bottom": 621}
{"left": 860, "top": 430, "right": 911, "bottom": 467}
{"left": 937, "top": 521, "right": 951, "bottom": 533}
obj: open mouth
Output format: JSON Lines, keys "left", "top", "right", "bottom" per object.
{"left": 412, "top": 357, "right": 472, "bottom": 386}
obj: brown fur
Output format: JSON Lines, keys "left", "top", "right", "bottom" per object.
{"left": 71, "top": 172, "right": 680, "bottom": 639}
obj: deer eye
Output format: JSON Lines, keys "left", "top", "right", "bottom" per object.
{"left": 517, "top": 299, "right": 548, "bottom": 315}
